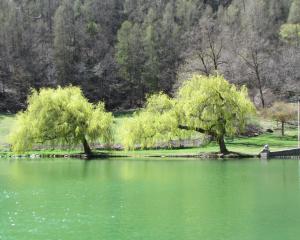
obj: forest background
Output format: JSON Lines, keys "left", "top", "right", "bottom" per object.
{"left": 0, "top": 0, "right": 299, "bottom": 112}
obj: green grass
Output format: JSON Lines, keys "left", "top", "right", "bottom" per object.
{"left": 0, "top": 113, "right": 299, "bottom": 157}
{"left": 109, "top": 132, "right": 298, "bottom": 157}
{"left": 0, "top": 114, "right": 16, "bottom": 146}
{"left": 107, "top": 123, "right": 299, "bottom": 157}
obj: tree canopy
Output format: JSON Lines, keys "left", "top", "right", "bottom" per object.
{"left": 176, "top": 75, "right": 256, "bottom": 153}
{"left": 120, "top": 93, "right": 191, "bottom": 150}
{"left": 266, "top": 101, "right": 297, "bottom": 136}
{"left": 121, "top": 75, "right": 256, "bottom": 154}
{"left": 10, "top": 86, "right": 113, "bottom": 155}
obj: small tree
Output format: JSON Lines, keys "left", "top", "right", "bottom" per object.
{"left": 10, "top": 86, "right": 113, "bottom": 155}
{"left": 267, "top": 102, "right": 297, "bottom": 136}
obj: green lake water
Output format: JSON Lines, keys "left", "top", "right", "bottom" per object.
{"left": 1, "top": 158, "right": 300, "bottom": 240}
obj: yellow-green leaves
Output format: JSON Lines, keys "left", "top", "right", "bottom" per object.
{"left": 177, "top": 75, "right": 255, "bottom": 137}
{"left": 120, "top": 75, "right": 256, "bottom": 150}
{"left": 9, "top": 112, "right": 34, "bottom": 153}
{"left": 88, "top": 102, "right": 113, "bottom": 144}
{"left": 279, "top": 24, "right": 300, "bottom": 46}
{"left": 120, "top": 93, "right": 190, "bottom": 150}
{"left": 9, "top": 86, "right": 113, "bottom": 153}
{"left": 145, "top": 92, "right": 174, "bottom": 113}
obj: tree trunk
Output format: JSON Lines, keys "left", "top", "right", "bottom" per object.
{"left": 281, "top": 122, "right": 284, "bottom": 136}
{"left": 82, "top": 137, "right": 92, "bottom": 155}
{"left": 258, "top": 86, "right": 265, "bottom": 108}
{"left": 255, "top": 67, "right": 265, "bottom": 108}
{"left": 218, "top": 136, "right": 229, "bottom": 154}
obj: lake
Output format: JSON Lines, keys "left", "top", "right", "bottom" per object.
{"left": 1, "top": 158, "right": 300, "bottom": 240}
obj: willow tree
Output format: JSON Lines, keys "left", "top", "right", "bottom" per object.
{"left": 120, "top": 93, "right": 191, "bottom": 150}
{"left": 10, "top": 86, "right": 113, "bottom": 155}
{"left": 121, "top": 75, "right": 255, "bottom": 154}
{"left": 176, "top": 75, "right": 256, "bottom": 154}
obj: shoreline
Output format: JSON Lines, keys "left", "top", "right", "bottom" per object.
{"left": 0, "top": 151, "right": 259, "bottom": 160}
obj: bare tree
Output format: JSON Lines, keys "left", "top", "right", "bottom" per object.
{"left": 190, "top": 18, "right": 226, "bottom": 76}
{"left": 233, "top": 30, "right": 269, "bottom": 108}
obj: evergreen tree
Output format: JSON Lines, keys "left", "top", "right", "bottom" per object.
{"left": 54, "top": 0, "right": 77, "bottom": 85}
{"left": 142, "top": 9, "right": 160, "bottom": 92}
{"left": 158, "top": 2, "right": 181, "bottom": 92}
{"left": 116, "top": 21, "right": 145, "bottom": 105}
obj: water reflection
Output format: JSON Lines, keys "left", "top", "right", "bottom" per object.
{"left": 298, "top": 160, "right": 300, "bottom": 190}
{"left": 1, "top": 158, "right": 300, "bottom": 240}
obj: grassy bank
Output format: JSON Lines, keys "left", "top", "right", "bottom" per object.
{"left": 109, "top": 130, "right": 298, "bottom": 157}
{"left": 0, "top": 113, "right": 298, "bottom": 158}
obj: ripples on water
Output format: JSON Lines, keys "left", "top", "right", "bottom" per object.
{"left": 1, "top": 158, "right": 300, "bottom": 240}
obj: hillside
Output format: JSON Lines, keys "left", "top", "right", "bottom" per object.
{"left": 0, "top": 0, "right": 299, "bottom": 111}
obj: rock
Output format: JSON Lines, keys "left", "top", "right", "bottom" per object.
{"left": 240, "top": 123, "right": 263, "bottom": 137}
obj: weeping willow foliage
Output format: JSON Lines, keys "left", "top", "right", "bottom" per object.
{"left": 120, "top": 93, "right": 192, "bottom": 150}
{"left": 10, "top": 86, "right": 113, "bottom": 153}
{"left": 121, "top": 75, "right": 255, "bottom": 151}
{"left": 176, "top": 74, "right": 256, "bottom": 138}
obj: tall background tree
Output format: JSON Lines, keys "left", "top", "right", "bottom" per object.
{"left": 54, "top": 0, "right": 77, "bottom": 85}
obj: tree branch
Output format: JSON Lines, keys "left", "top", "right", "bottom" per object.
{"left": 178, "top": 125, "right": 206, "bottom": 133}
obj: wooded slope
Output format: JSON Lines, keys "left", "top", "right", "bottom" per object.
{"left": 0, "top": 0, "right": 299, "bottom": 111}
